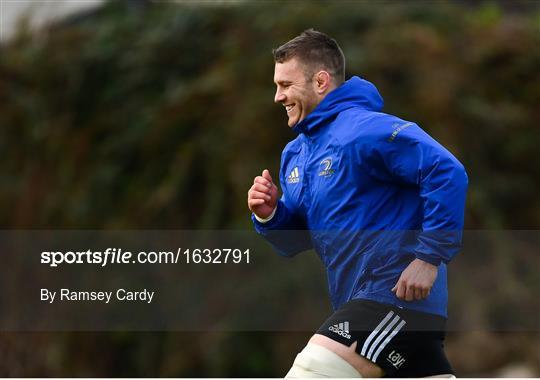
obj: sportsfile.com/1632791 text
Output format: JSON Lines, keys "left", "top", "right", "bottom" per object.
{"left": 40, "top": 248, "right": 251, "bottom": 267}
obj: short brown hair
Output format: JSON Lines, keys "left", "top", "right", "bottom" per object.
{"left": 273, "top": 29, "right": 346, "bottom": 84}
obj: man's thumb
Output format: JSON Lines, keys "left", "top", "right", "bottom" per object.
{"left": 262, "top": 169, "right": 273, "bottom": 184}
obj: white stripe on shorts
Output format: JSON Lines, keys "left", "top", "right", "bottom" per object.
{"left": 366, "top": 315, "right": 401, "bottom": 360}
{"left": 372, "top": 319, "right": 407, "bottom": 362}
{"left": 360, "top": 311, "right": 394, "bottom": 356}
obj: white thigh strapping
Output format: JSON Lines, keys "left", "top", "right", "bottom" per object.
{"left": 425, "top": 375, "right": 456, "bottom": 378}
{"left": 285, "top": 343, "right": 362, "bottom": 378}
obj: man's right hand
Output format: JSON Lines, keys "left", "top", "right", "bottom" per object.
{"left": 248, "top": 169, "right": 279, "bottom": 219}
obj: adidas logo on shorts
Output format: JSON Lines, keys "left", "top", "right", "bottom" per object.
{"left": 328, "top": 321, "right": 351, "bottom": 339}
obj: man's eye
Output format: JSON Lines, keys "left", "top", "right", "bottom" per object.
{"left": 276, "top": 83, "right": 291, "bottom": 91}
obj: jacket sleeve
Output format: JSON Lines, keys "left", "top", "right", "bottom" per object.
{"left": 367, "top": 123, "right": 468, "bottom": 265}
{"left": 251, "top": 193, "right": 312, "bottom": 258}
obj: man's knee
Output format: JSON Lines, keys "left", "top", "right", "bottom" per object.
{"left": 285, "top": 343, "right": 362, "bottom": 378}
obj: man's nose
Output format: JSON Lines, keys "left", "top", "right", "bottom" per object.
{"left": 274, "top": 89, "right": 285, "bottom": 104}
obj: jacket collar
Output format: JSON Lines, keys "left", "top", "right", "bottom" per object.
{"left": 292, "top": 76, "right": 384, "bottom": 136}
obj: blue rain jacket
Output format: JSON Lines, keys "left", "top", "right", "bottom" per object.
{"left": 253, "top": 76, "right": 468, "bottom": 317}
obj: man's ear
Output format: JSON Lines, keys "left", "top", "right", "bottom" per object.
{"left": 315, "top": 71, "right": 332, "bottom": 94}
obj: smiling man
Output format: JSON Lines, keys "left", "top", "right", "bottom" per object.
{"left": 274, "top": 57, "right": 331, "bottom": 128}
{"left": 247, "top": 29, "right": 468, "bottom": 378}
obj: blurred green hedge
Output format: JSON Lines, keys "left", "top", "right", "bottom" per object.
{"left": 1, "top": 0, "right": 539, "bottom": 229}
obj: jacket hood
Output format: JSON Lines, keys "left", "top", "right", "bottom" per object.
{"left": 293, "top": 76, "right": 384, "bottom": 135}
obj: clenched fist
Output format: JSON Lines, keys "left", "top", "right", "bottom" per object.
{"left": 392, "top": 258, "right": 438, "bottom": 301}
{"left": 248, "top": 169, "right": 279, "bottom": 219}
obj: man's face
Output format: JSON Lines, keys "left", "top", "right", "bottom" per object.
{"left": 274, "top": 58, "right": 320, "bottom": 128}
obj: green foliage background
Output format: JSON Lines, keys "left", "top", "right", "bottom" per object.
{"left": 0, "top": 0, "right": 538, "bottom": 377}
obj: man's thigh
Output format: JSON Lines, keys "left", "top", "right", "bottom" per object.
{"left": 308, "top": 333, "right": 384, "bottom": 377}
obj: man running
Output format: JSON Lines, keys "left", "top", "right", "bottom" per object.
{"left": 248, "top": 29, "right": 467, "bottom": 378}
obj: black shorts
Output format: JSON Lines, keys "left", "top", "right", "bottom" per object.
{"left": 316, "top": 299, "right": 454, "bottom": 377}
